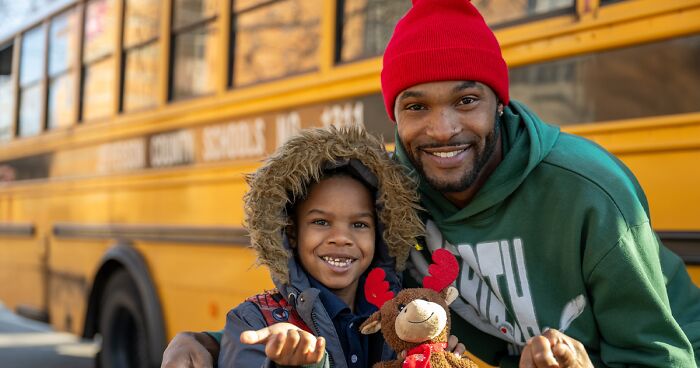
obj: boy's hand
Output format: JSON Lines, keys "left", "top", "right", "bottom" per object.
{"left": 240, "top": 323, "right": 327, "bottom": 366}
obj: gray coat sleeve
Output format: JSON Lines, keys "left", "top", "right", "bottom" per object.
{"left": 219, "top": 301, "right": 332, "bottom": 368}
{"left": 219, "top": 301, "right": 273, "bottom": 368}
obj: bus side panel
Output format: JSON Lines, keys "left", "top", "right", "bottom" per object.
{"left": 49, "top": 238, "right": 111, "bottom": 335}
{"left": 104, "top": 166, "right": 274, "bottom": 337}
{"left": 137, "top": 243, "right": 273, "bottom": 338}
{"left": 0, "top": 188, "right": 48, "bottom": 317}
{"left": 620, "top": 149, "right": 700, "bottom": 231}
{"left": 0, "top": 236, "right": 46, "bottom": 313}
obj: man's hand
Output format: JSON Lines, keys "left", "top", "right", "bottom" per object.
{"left": 519, "top": 329, "right": 593, "bottom": 368}
{"left": 447, "top": 334, "right": 467, "bottom": 358}
{"left": 161, "top": 331, "right": 219, "bottom": 368}
{"left": 240, "top": 323, "right": 326, "bottom": 366}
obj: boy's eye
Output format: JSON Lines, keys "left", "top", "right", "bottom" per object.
{"left": 353, "top": 222, "right": 370, "bottom": 228}
{"left": 312, "top": 219, "right": 329, "bottom": 226}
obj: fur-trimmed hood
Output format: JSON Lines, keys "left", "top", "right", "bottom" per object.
{"left": 244, "top": 126, "right": 424, "bottom": 285}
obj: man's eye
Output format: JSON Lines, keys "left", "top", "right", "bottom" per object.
{"left": 405, "top": 104, "right": 424, "bottom": 111}
{"left": 459, "top": 97, "right": 475, "bottom": 105}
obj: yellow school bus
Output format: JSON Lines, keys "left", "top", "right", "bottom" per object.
{"left": 0, "top": 0, "right": 698, "bottom": 367}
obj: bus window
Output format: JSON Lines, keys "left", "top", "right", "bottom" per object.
{"left": 232, "top": 0, "right": 320, "bottom": 86}
{"left": 82, "top": 0, "right": 117, "bottom": 121}
{"left": 19, "top": 25, "right": 46, "bottom": 138}
{"left": 124, "top": 0, "right": 160, "bottom": 46}
{"left": 0, "top": 43, "right": 13, "bottom": 142}
{"left": 474, "top": 0, "right": 574, "bottom": 27}
{"left": 510, "top": 34, "right": 700, "bottom": 125}
{"left": 173, "top": 0, "right": 219, "bottom": 29}
{"left": 48, "top": 8, "right": 79, "bottom": 130}
{"left": 338, "top": 0, "right": 409, "bottom": 63}
{"left": 171, "top": 0, "right": 219, "bottom": 100}
{"left": 122, "top": 0, "right": 160, "bottom": 112}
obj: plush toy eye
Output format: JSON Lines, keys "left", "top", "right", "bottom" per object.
{"left": 398, "top": 303, "right": 406, "bottom": 312}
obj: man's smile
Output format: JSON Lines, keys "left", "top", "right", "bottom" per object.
{"left": 420, "top": 144, "right": 473, "bottom": 167}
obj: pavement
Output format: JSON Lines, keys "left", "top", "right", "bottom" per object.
{"left": 0, "top": 302, "right": 97, "bottom": 368}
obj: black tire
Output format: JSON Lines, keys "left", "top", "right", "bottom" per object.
{"left": 99, "top": 270, "right": 152, "bottom": 368}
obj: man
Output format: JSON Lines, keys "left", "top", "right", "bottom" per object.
{"left": 162, "top": 0, "right": 700, "bottom": 367}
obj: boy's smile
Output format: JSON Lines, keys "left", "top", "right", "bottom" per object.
{"left": 294, "top": 175, "right": 376, "bottom": 307}
{"left": 320, "top": 255, "right": 356, "bottom": 269}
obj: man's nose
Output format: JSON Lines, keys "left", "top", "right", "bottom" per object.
{"left": 427, "top": 108, "right": 460, "bottom": 142}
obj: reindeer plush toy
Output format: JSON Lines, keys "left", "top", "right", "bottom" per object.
{"left": 360, "top": 249, "right": 478, "bottom": 368}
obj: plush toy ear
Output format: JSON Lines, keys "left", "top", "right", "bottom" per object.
{"left": 359, "top": 311, "right": 382, "bottom": 335}
{"left": 443, "top": 286, "right": 459, "bottom": 305}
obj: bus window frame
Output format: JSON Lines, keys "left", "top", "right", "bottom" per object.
{"left": 488, "top": 6, "right": 574, "bottom": 31}
{"left": 120, "top": 0, "right": 161, "bottom": 113}
{"left": 47, "top": 6, "right": 81, "bottom": 131}
{"left": 17, "top": 23, "right": 49, "bottom": 138}
{"left": 333, "top": 0, "right": 576, "bottom": 66}
{"left": 227, "top": 0, "right": 322, "bottom": 89}
{"left": 0, "top": 40, "right": 17, "bottom": 142}
{"left": 168, "top": 2, "right": 219, "bottom": 102}
{"left": 80, "top": 0, "right": 121, "bottom": 123}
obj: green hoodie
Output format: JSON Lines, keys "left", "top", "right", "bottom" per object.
{"left": 396, "top": 101, "right": 699, "bottom": 367}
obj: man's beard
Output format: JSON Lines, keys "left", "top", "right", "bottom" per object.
{"left": 411, "top": 113, "right": 501, "bottom": 193}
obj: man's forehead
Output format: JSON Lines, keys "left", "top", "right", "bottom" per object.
{"left": 397, "top": 81, "right": 484, "bottom": 99}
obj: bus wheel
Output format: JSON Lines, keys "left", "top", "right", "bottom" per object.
{"left": 99, "top": 270, "right": 151, "bottom": 368}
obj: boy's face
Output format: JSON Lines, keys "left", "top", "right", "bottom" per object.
{"left": 294, "top": 175, "right": 376, "bottom": 295}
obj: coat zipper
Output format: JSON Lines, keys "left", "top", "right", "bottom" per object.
{"left": 311, "top": 310, "right": 334, "bottom": 368}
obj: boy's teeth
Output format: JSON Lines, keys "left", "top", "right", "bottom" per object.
{"left": 322, "top": 256, "right": 353, "bottom": 267}
{"left": 431, "top": 150, "right": 462, "bottom": 158}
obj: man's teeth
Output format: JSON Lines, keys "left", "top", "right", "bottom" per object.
{"left": 431, "top": 150, "right": 463, "bottom": 158}
{"left": 322, "top": 256, "right": 353, "bottom": 267}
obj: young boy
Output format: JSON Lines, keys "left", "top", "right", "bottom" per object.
{"left": 218, "top": 127, "right": 425, "bottom": 367}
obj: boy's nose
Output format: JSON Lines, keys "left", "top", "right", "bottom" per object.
{"left": 327, "top": 227, "right": 353, "bottom": 246}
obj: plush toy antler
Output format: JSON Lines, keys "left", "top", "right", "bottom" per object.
{"left": 360, "top": 249, "right": 476, "bottom": 368}
{"left": 423, "top": 249, "right": 459, "bottom": 292}
{"left": 366, "top": 267, "right": 395, "bottom": 309}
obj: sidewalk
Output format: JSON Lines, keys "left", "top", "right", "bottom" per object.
{"left": 0, "top": 302, "right": 97, "bottom": 368}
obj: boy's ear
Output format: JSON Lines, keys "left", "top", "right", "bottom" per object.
{"left": 359, "top": 311, "right": 382, "bottom": 335}
{"left": 443, "top": 286, "right": 459, "bottom": 305}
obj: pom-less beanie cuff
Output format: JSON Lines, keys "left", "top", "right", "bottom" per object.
{"left": 382, "top": 47, "right": 509, "bottom": 121}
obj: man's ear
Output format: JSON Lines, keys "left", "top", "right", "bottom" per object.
{"left": 359, "top": 312, "right": 382, "bottom": 335}
{"left": 443, "top": 286, "right": 459, "bottom": 305}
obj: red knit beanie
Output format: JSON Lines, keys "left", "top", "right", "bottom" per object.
{"left": 382, "top": 0, "right": 509, "bottom": 121}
